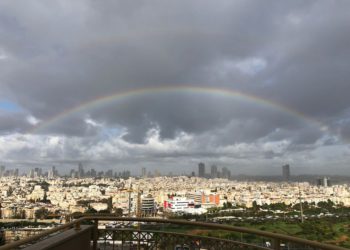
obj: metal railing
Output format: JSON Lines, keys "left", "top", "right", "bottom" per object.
{"left": 0, "top": 215, "right": 348, "bottom": 250}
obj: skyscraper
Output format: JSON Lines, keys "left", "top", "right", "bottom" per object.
{"left": 198, "top": 163, "right": 205, "bottom": 178}
{"left": 90, "top": 168, "right": 96, "bottom": 177}
{"left": 105, "top": 169, "right": 113, "bottom": 177}
{"left": 154, "top": 169, "right": 160, "bottom": 177}
{"left": 78, "top": 163, "right": 84, "bottom": 178}
{"left": 141, "top": 168, "right": 147, "bottom": 178}
{"left": 28, "top": 169, "right": 34, "bottom": 178}
{"left": 211, "top": 165, "right": 218, "bottom": 178}
{"left": 282, "top": 164, "right": 290, "bottom": 181}
{"left": 0, "top": 166, "right": 5, "bottom": 177}
{"left": 48, "top": 166, "right": 57, "bottom": 179}
{"left": 52, "top": 166, "right": 58, "bottom": 176}
{"left": 222, "top": 167, "right": 231, "bottom": 179}
{"left": 48, "top": 169, "right": 54, "bottom": 179}
{"left": 318, "top": 177, "right": 331, "bottom": 187}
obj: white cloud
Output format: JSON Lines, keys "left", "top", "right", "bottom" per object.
{"left": 0, "top": 48, "right": 9, "bottom": 60}
{"left": 85, "top": 117, "right": 103, "bottom": 127}
{"left": 26, "top": 115, "right": 40, "bottom": 125}
{"left": 234, "top": 57, "right": 267, "bottom": 75}
{"left": 212, "top": 57, "right": 267, "bottom": 78}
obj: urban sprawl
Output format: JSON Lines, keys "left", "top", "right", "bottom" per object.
{"left": 0, "top": 163, "right": 349, "bottom": 221}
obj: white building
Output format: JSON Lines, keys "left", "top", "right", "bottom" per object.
{"left": 166, "top": 197, "right": 194, "bottom": 212}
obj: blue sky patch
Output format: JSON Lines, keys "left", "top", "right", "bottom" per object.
{"left": 0, "top": 100, "right": 22, "bottom": 112}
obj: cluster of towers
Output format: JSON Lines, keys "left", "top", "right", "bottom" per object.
{"left": 198, "top": 162, "right": 231, "bottom": 179}
{"left": 0, "top": 166, "right": 19, "bottom": 177}
{"left": 69, "top": 163, "right": 131, "bottom": 179}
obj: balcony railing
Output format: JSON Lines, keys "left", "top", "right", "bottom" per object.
{"left": 0, "top": 215, "right": 348, "bottom": 250}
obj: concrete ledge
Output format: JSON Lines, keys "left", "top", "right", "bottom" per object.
{"left": 23, "top": 225, "right": 93, "bottom": 250}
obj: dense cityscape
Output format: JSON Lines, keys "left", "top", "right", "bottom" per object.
{"left": 0, "top": 163, "right": 347, "bottom": 220}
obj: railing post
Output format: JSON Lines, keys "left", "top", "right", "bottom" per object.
{"left": 137, "top": 230, "right": 141, "bottom": 250}
{"left": 273, "top": 238, "right": 280, "bottom": 250}
{"left": 92, "top": 219, "right": 98, "bottom": 250}
{"left": 74, "top": 221, "right": 81, "bottom": 231}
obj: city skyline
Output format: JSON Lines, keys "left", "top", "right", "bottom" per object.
{"left": 0, "top": 1, "right": 350, "bottom": 174}
{"left": 0, "top": 163, "right": 348, "bottom": 182}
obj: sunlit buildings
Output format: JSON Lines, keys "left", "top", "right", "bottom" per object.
{"left": 0, "top": 175, "right": 348, "bottom": 220}
{"left": 141, "top": 194, "right": 156, "bottom": 216}
{"left": 164, "top": 197, "right": 194, "bottom": 212}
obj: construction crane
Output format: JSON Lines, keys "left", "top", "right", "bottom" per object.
{"left": 298, "top": 183, "right": 304, "bottom": 223}
{"left": 126, "top": 183, "right": 142, "bottom": 217}
{"left": 125, "top": 183, "right": 143, "bottom": 250}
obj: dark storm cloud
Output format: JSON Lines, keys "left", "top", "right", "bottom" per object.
{"left": 0, "top": 0, "right": 350, "bottom": 173}
{"left": 0, "top": 113, "right": 31, "bottom": 134}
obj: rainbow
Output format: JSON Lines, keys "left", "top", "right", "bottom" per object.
{"left": 29, "top": 85, "right": 326, "bottom": 134}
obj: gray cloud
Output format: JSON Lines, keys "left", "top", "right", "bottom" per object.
{"left": 0, "top": 0, "right": 350, "bottom": 174}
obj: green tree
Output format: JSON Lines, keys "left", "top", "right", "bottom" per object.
{"left": 252, "top": 201, "right": 259, "bottom": 212}
{"left": 114, "top": 208, "right": 123, "bottom": 217}
{"left": 35, "top": 208, "right": 49, "bottom": 219}
{"left": 85, "top": 207, "right": 97, "bottom": 214}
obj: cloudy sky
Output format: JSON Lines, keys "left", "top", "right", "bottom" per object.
{"left": 0, "top": 0, "right": 350, "bottom": 175}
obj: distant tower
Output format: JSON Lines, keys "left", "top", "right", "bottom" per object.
{"left": 282, "top": 164, "right": 290, "bottom": 181}
{"left": 0, "top": 166, "right": 5, "bottom": 177}
{"left": 141, "top": 168, "right": 147, "bottom": 178}
{"left": 318, "top": 177, "right": 330, "bottom": 187}
{"left": 222, "top": 167, "right": 231, "bottom": 179}
{"left": 211, "top": 165, "right": 218, "bottom": 178}
{"left": 154, "top": 169, "right": 160, "bottom": 177}
{"left": 48, "top": 166, "right": 56, "bottom": 179}
{"left": 52, "top": 166, "right": 58, "bottom": 177}
{"left": 323, "top": 177, "right": 328, "bottom": 187}
{"left": 198, "top": 163, "right": 205, "bottom": 178}
{"left": 90, "top": 168, "right": 96, "bottom": 177}
{"left": 28, "top": 169, "right": 35, "bottom": 178}
{"left": 78, "top": 163, "right": 84, "bottom": 178}
{"left": 48, "top": 169, "right": 54, "bottom": 179}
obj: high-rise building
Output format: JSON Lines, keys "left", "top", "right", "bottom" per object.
{"left": 154, "top": 169, "right": 160, "bottom": 177}
{"left": 211, "top": 165, "right": 218, "bottom": 178}
{"left": 71, "top": 170, "right": 76, "bottom": 178}
{"left": 90, "top": 168, "right": 96, "bottom": 177}
{"left": 198, "top": 163, "right": 205, "bottom": 177}
{"left": 282, "top": 164, "right": 290, "bottom": 181}
{"left": 222, "top": 167, "right": 231, "bottom": 179}
{"left": 141, "top": 194, "right": 156, "bottom": 216}
{"left": 28, "top": 169, "right": 34, "bottom": 178}
{"left": 121, "top": 170, "right": 130, "bottom": 179}
{"left": 48, "top": 170, "right": 54, "bottom": 179}
{"left": 105, "top": 169, "right": 113, "bottom": 177}
{"left": 78, "top": 163, "right": 84, "bottom": 178}
{"left": 141, "top": 168, "right": 147, "bottom": 178}
{"left": 0, "top": 166, "right": 5, "bottom": 177}
{"left": 317, "top": 177, "right": 331, "bottom": 187}
{"left": 14, "top": 168, "right": 19, "bottom": 177}
{"left": 48, "top": 166, "right": 57, "bottom": 179}
{"left": 34, "top": 168, "right": 42, "bottom": 177}
{"left": 52, "top": 166, "right": 58, "bottom": 176}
